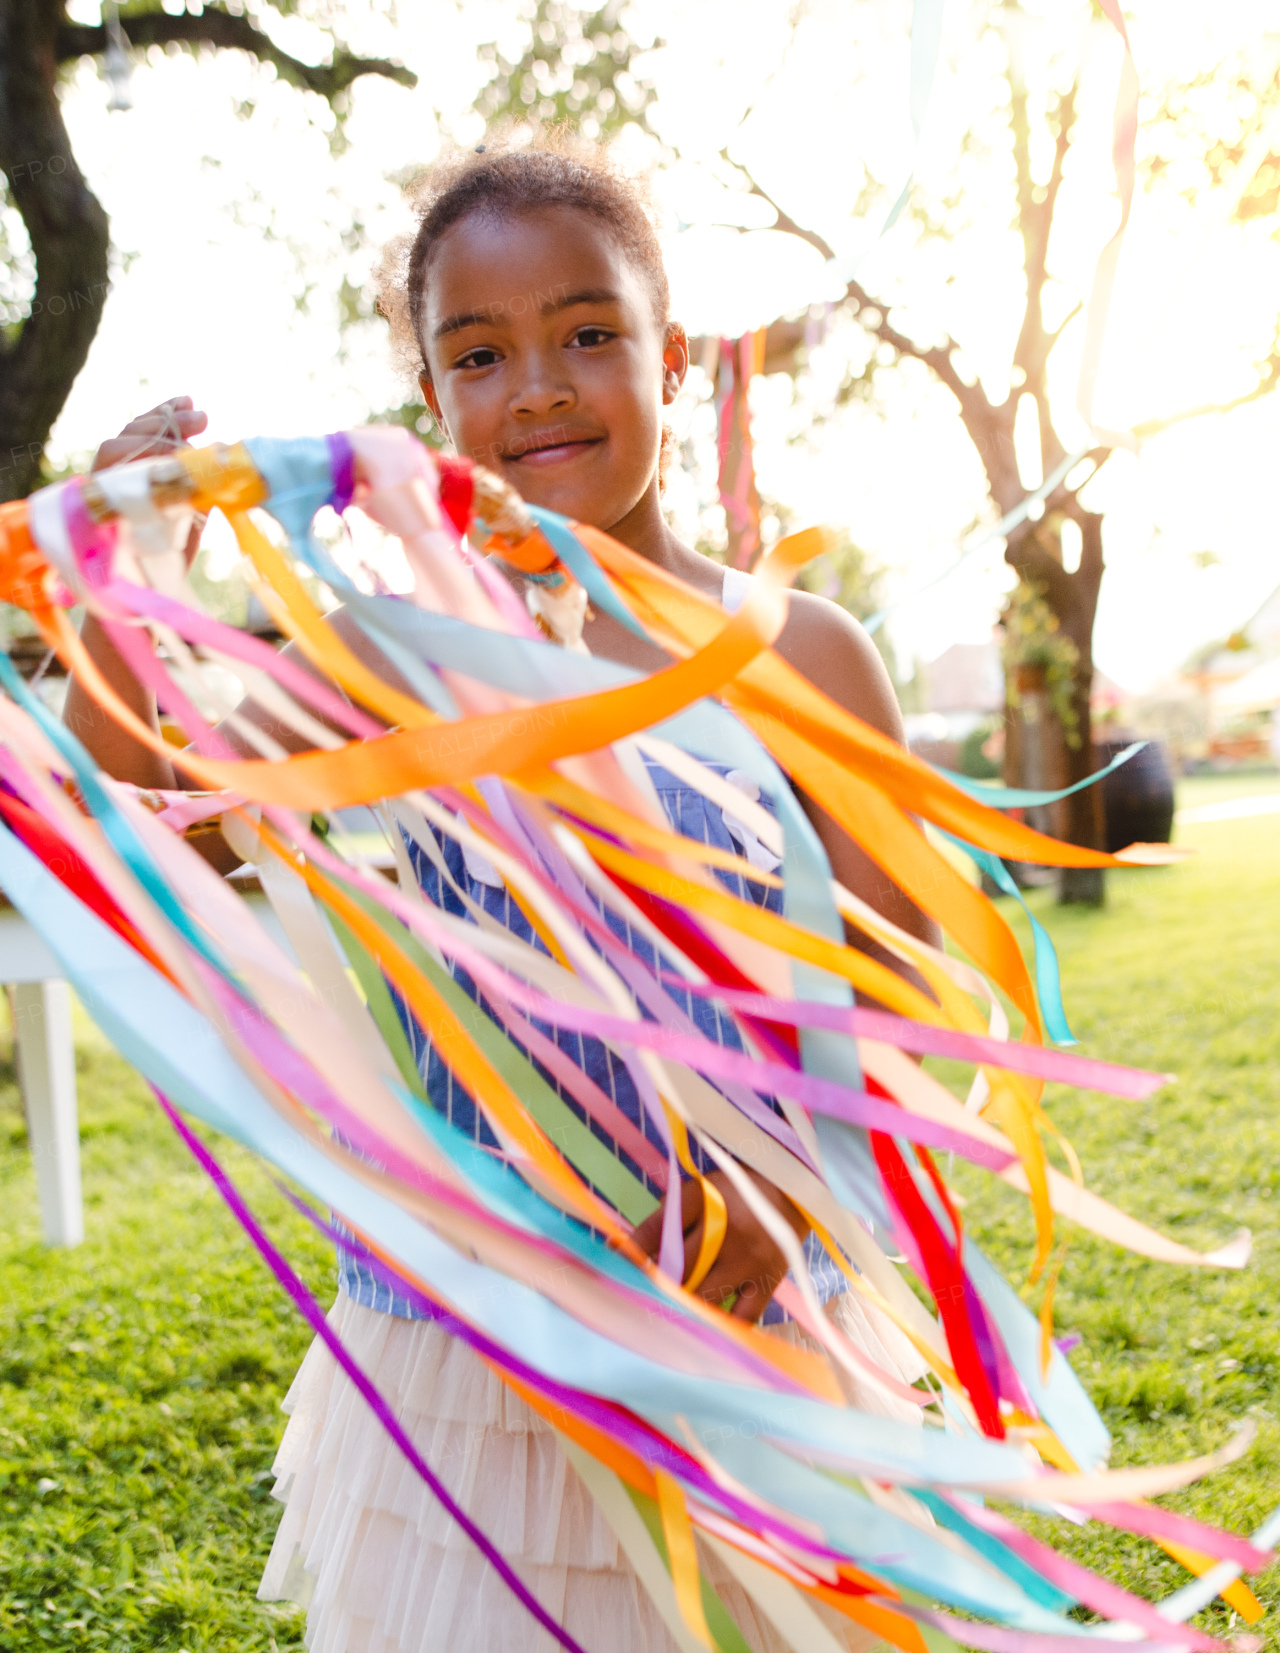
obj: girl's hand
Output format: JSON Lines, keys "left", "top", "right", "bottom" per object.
{"left": 92, "top": 396, "right": 209, "bottom": 567}
{"left": 92, "top": 394, "right": 208, "bottom": 471}
{"left": 633, "top": 1167, "right": 811, "bottom": 1323}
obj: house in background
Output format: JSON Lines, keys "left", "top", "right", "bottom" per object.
{"left": 1178, "top": 582, "right": 1280, "bottom": 765}
{"left": 903, "top": 639, "right": 1003, "bottom": 768}
{"left": 905, "top": 637, "right": 1132, "bottom": 771}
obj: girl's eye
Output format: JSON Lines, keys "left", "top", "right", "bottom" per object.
{"left": 570, "top": 326, "right": 614, "bottom": 348}
{"left": 455, "top": 346, "right": 501, "bottom": 369}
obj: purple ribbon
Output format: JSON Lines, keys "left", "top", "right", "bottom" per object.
{"left": 325, "top": 431, "right": 356, "bottom": 514}
{"left": 154, "top": 1086, "right": 594, "bottom": 1653}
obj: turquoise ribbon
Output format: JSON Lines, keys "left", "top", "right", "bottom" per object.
{"left": 943, "top": 831, "right": 1076, "bottom": 1047}
{"left": 526, "top": 506, "right": 652, "bottom": 641}
{"left": 934, "top": 742, "right": 1147, "bottom": 811}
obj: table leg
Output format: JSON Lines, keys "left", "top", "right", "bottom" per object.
{"left": 14, "top": 980, "right": 83, "bottom": 1248}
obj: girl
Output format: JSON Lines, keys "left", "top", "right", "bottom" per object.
{"left": 73, "top": 138, "right": 937, "bottom": 1653}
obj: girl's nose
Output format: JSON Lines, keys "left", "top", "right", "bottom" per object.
{"left": 509, "top": 359, "right": 577, "bottom": 420}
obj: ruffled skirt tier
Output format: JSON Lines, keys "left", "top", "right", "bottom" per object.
{"left": 258, "top": 1291, "right": 919, "bottom": 1652}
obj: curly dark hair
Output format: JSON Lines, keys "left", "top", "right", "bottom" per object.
{"left": 376, "top": 130, "right": 672, "bottom": 386}
{"left": 376, "top": 131, "right": 678, "bottom": 485}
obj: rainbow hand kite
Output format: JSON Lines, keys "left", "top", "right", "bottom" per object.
{"left": 0, "top": 430, "right": 1272, "bottom": 1653}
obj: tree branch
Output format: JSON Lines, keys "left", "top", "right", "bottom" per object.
{"left": 57, "top": 7, "right": 417, "bottom": 98}
{"left": 838, "top": 274, "right": 967, "bottom": 401}
{"left": 722, "top": 164, "right": 1023, "bottom": 512}
{"left": 1053, "top": 445, "right": 1114, "bottom": 505}
{"left": 1012, "top": 82, "right": 1076, "bottom": 394}
{"left": 739, "top": 172, "right": 837, "bottom": 262}
{"left": 1043, "top": 298, "right": 1082, "bottom": 353}
{"left": 1132, "top": 365, "right": 1280, "bottom": 443}
{"left": 1010, "top": 82, "right": 1079, "bottom": 483}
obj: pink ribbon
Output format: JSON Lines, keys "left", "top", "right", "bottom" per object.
{"left": 660, "top": 975, "right": 1169, "bottom": 1100}
{"left": 939, "top": 1495, "right": 1223, "bottom": 1651}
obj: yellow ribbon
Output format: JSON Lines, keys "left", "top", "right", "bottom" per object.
{"left": 655, "top": 1469, "right": 715, "bottom": 1650}
{"left": 683, "top": 1176, "right": 729, "bottom": 1296}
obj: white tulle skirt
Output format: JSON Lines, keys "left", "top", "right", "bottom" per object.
{"left": 258, "top": 1290, "right": 925, "bottom": 1653}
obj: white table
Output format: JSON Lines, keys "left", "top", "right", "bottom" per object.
{"left": 0, "top": 907, "right": 82, "bottom": 1247}
{"left": 0, "top": 886, "right": 296, "bottom": 1250}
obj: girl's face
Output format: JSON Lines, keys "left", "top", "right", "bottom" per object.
{"left": 417, "top": 205, "right": 687, "bottom": 534}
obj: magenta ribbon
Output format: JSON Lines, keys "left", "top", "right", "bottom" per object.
{"left": 102, "top": 580, "right": 385, "bottom": 741}
{"left": 1078, "top": 1501, "right": 1273, "bottom": 1574}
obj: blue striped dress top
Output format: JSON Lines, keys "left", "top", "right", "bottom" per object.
{"left": 337, "top": 759, "right": 847, "bottom": 1325}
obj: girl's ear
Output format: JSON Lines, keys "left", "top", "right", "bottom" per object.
{"left": 418, "top": 370, "right": 445, "bottom": 429}
{"left": 662, "top": 323, "right": 689, "bottom": 406}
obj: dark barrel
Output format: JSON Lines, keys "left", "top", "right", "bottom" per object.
{"left": 1097, "top": 739, "right": 1175, "bottom": 852}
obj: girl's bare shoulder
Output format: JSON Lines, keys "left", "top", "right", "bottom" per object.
{"left": 775, "top": 588, "right": 905, "bottom": 741}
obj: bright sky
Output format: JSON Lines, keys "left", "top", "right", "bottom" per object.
{"left": 33, "top": 0, "right": 1280, "bottom": 693}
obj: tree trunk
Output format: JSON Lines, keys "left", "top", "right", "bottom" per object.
{"left": 1003, "top": 507, "right": 1106, "bottom": 905}
{"left": 1004, "top": 663, "right": 1069, "bottom": 889}
{"left": 1052, "top": 508, "right": 1105, "bottom": 904}
{"left": 0, "top": 0, "right": 111, "bottom": 502}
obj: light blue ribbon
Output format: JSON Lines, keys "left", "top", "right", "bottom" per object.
{"left": 963, "top": 1241, "right": 1110, "bottom": 1474}
{"left": 881, "top": 0, "right": 946, "bottom": 232}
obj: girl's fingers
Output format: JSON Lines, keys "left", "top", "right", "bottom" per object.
{"left": 183, "top": 516, "right": 205, "bottom": 570}
{"left": 122, "top": 398, "right": 205, "bottom": 438}
{"left": 695, "top": 1236, "right": 781, "bottom": 1322}
{"left": 92, "top": 439, "right": 141, "bottom": 470}
{"left": 632, "top": 1207, "right": 662, "bottom": 1257}
{"left": 633, "top": 1178, "right": 703, "bottom": 1261}
{"left": 729, "top": 1274, "right": 777, "bottom": 1321}
{"left": 92, "top": 400, "right": 208, "bottom": 472}
{"left": 122, "top": 412, "right": 205, "bottom": 441}
{"left": 139, "top": 394, "right": 196, "bottom": 418}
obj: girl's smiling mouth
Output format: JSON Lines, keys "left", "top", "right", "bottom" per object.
{"left": 505, "top": 431, "right": 604, "bottom": 467}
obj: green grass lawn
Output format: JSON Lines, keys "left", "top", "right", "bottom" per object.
{"left": 1, "top": 783, "right": 1279, "bottom": 1648}
{"left": 0, "top": 1018, "right": 329, "bottom": 1650}
{"left": 1176, "top": 766, "right": 1280, "bottom": 807}
{"left": 940, "top": 792, "right": 1280, "bottom": 1647}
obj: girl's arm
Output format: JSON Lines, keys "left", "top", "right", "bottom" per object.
{"left": 63, "top": 398, "right": 209, "bottom": 790}
{"left": 779, "top": 590, "right": 943, "bottom": 961}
